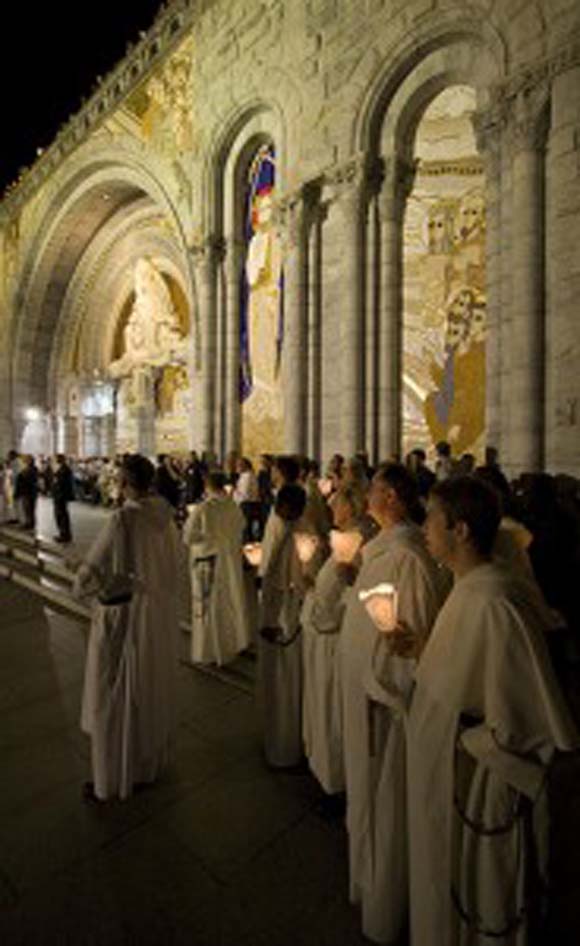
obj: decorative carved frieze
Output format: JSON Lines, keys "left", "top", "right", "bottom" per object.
{"left": 0, "top": 0, "right": 198, "bottom": 222}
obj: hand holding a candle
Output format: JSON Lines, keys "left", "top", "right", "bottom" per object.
{"left": 243, "top": 542, "right": 262, "bottom": 568}
{"left": 358, "top": 583, "right": 399, "bottom": 633}
{"left": 294, "top": 532, "right": 319, "bottom": 565}
{"left": 330, "top": 529, "right": 363, "bottom": 564}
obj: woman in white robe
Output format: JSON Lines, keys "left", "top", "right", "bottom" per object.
{"left": 409, "top": 476, "right": 579, "bottom": 946}
{"left": 300, "top": 485, "right": 366, "bottom": 795}
{"left": 340, "top": 464, "right": 445, "bottom": 945}
{"left": 74, "top": 455, "right": 180, "bottom": 802}
{"left": 183, "top": 471, "right": 251, "bottom": 666}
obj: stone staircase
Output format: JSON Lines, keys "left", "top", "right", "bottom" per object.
{"left": 0, "top": 523, "right": 256, "bottom": 695}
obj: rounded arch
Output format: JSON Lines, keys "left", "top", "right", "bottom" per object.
{"left": 11, "top": 141, "right": 195, "bottom": 419}
{"left": 353, "top": 14, "right": 507, "bottom": 156}
{"left": 204, "top": 100, "right": 286, "bottom": 239}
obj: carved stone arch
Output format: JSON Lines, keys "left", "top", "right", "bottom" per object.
{"left": 11, "top": 146, "right": 195, "bottom": 422}
{"left": 352, "top": 13, "right": 507, "bottom": 156}
{"left": 204, "top": 97, "right": 287, "bottom": 239}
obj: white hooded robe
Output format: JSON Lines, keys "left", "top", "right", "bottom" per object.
{"left": 407, "top": 563, "right": 579, "bottom": 946}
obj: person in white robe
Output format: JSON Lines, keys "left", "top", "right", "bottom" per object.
{"left": 258, "top": 482, "right": 323, "bottom": 768}
{"left": 409, "top": 476, "right": 579, "bottom": 946}
{"left": 300, "top": 484, "right": 366, "bottom": 795}
{"left": 74, "top": 455, "right": 180, "bottom": 802}
{"left": 340, "top": 463, "right": 445, "bottom": 945}
{"left": 183, "top": 471, "right": 251, "bottom": 665}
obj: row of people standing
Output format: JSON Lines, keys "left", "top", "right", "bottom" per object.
{"left": 1, "top": 451, "right": 75, "bottom": 542}
{"left": 181, "top": 452, "right": 580, "bottom": 945}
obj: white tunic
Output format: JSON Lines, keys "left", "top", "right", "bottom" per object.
{"left": 75, "top": 497, "right": 180, "bottom": 801}
{"left": 340, "top": 522, "right": 445, "bottom": 944}
{"left": 301, "top": 555, "right": 351, "bottom": 793}
{"left": 258, "top": 509, "right": 312, "bottom": 767}
{"left": 183, "top": 494, "right": 251, "bottom": 665}
{"left": 408, "top": 563, "right": 579, "bottom": 946}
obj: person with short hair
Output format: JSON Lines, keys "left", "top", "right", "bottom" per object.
{"left": 408, "top": 476, "right": 579, "bottom": 946}
{"left": 52, "top": 453, "right": 75, "bottom": 543}
{"left": 182, "top": 470, "right": 251, "bottom": 665}
{"left": 340, "top": 463, "right": 445, "bottom": 944}
{"left": 74, "top": 454, "right": 181, "bottom": 802}
{"left": 14, "top": 454, "right": 39, "bottom": 531}
{"left": 258, "top": 481, "right": 315, "bottom": 768}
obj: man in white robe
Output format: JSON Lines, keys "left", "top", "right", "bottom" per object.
{"left": 183, "top": 471, "right": 251, "bottom": 665}
{"left": 409, "top": 476, "right": 579, "bottom": 946}
{"left": 259, "top": 482, "right": 324, "bottom": 768}
{"left": 340, "top": 464, "right": 445, "bottom": 944}
{"left": 74, "top": 455, "right": 180, "bottom": 802}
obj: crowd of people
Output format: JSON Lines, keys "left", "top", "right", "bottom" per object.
{"left": 3, "top": 441, "right": 580, "bottom": 944}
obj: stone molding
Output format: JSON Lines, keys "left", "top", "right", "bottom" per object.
{"left": 0, "top": 0, "right": 198, "bottom": 222}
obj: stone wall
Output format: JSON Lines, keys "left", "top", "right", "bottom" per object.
{"left": 0, "top": 0, "right": 579, "bottom": 473}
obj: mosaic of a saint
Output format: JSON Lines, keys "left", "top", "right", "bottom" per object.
{"left": 240, "top": 144, "right": 284, "bottom": 458}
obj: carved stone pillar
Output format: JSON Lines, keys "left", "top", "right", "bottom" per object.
{"left": 134, "top": 369, "right": 156, "bottom": 458}
{"left": 280, "top": 190, "right": 308, "bottom": 454}
{"left": 378, "top": 155, "right": 416, "bottom": 461}
{"left": 545, "top": 63, "right": 580, "bottom": 475}
{"left": 192, "top": 238, "right": 219, "bottom": 454}
{"left": 307, "top": 199, "right": 326, "bottom": 461}
{"left": 331, "top": 156, "right": 367, "bottom": 458}
{"left": 224, "top": 237, "right": 244, "bottom": 456}
{"left": 473, "top": 109, "right": 504, "bottom": 455}
{"left": 58, "top": 415, "right": 79, "bottom": 457}
{"left": 507, "top": 87, "right": 549, "bottom": 473}
{"left": 100, "top": 413, "right": 116, "bottom": 457}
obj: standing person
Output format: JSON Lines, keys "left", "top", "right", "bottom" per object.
{"left": 182, "top": 471, "right": 251, "bottom": 666}
{"left": 52, "top": 454, "right": 75, "bottom": 544}
{"left": 73, "top": 455, "right": 181, "bottom": 802}
{"left": 409, "top": 477, "right": 579, "bottom": 946}
{"left": 184, "top": 451, "right": 204, "bottom": 506}
{"left": 435, "top": 440, "right": 453, "bottom": 481}
{"left": 259, "top": 482, "right": 312, "bottom": 768}
{"left": 340, "top": 463, "right": 445, "bottom": 945}
{"left": 155, "top": 454, "right": 181, "bottom": 509}
{"left": 14, "top": 455, "right": 39, "bottom": 531}
{"left": 4, "top": 449, "right": 20, "bottom": 523}
{"left": 301, "top": 485, "right": 366, "bottom": 796}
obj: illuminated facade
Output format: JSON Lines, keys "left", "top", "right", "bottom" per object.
{"left": 1, "top": 0, "right": 580, "bottom": 474}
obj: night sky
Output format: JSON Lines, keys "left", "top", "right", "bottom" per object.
{"left": 1, "top": 0, "right": 164, "bottom": 193}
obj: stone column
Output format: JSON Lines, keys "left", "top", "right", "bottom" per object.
{"left": 378, "top": 155, "right": 416, "bottom": 461}
{"left": 192, "top": 238, "right": 219, "bottom": 454}
{"left": 59, "top": 415, "right": 79, "bottom": 457}
{"left": 134, "top": 370, "right": 156, "bottom": 458}
{"left": 332, "top": 157, "right": 367, "bottom": 458}
{"left": 100, "top": 413, "right": 116, "bottom": 457}
{"left": 307, "top": 201, "right": 325, "bottom": 461}
{"left": 280, "top": 190, "right": 308, "bottom": 455}
{"left": 506, "top": 87, "right": 549, "bottom": 473}
{"left": 224, "top": 238, "right": 244, "bottom": 456}
{"left": 545, "top": 62, "right": 580, "bottom": 475}
{"left": 473, "top": 109, "right": 504, "bottom": 455}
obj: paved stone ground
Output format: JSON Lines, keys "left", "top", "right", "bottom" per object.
{"left": 2, "top": 500, "right": 580, "bottom": 944}
{"left": 0, "top": 576, "right": 369, "bottom": 946}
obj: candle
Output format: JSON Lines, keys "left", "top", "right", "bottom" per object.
{"left": 330, "top": 529, "right": 362, "bottom": 564}
{"left": 294, "top": 532, "right": 319, "bottom": 564}
{"left": 243, "top": 542, "right": 262, "bottom": 567}
{"left": 358, "top": 583, "right": 398, "bottom": 633}
{"left": 318, "top": 477, "right": 333, "bottom": 498}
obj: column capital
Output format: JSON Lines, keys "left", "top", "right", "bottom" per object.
{"left": 378, "top": 154, "right": 418, "bottom": 221}
{"left": 189, "top": 234, "right": 225, "bottom": 269}
{"left": 505, "top": 83, "right": 551, "bottom": 154}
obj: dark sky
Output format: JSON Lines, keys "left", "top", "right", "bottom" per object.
{"left": 2, "top": 1, "right": 164, "bottom": 193}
